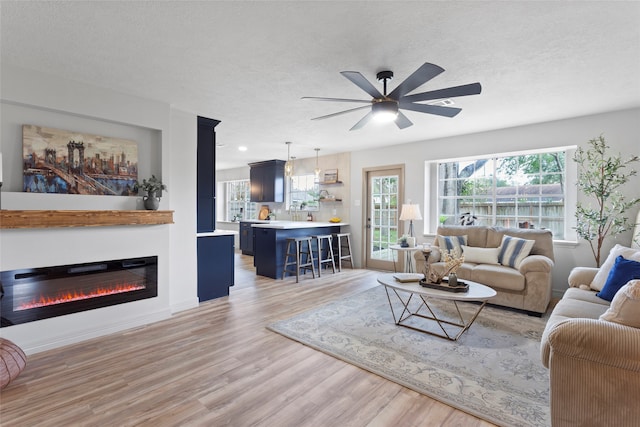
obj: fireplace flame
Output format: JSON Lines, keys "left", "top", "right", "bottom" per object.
{"left": 16, "top": 283, "right": 146, "bottom": 311}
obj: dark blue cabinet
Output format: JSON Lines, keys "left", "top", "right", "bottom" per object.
{"left": 197, "top": 116, "right": 220, "bottom": 233}
{"left": 197, "top": 235, "right": 234, "bottom": 301}
{"left": 239, "top": 221, "right": 255, "bottom": 255}
{"left": 249, "top": 160, "right": 285, "bottom": 203}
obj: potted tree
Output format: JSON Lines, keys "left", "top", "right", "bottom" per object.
{"left": 136, "top": 175, "right": 167, "bottom": 210}
{"left": 574, "top": 135, "right": 639, "bottom": 266}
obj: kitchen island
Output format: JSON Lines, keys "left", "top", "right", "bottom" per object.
{"left": 252, "top": 221, "right": 349, "bottom": 279}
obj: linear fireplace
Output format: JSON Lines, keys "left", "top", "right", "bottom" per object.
{"left": 0, "top": 256, "right": 157, "bottom": 327}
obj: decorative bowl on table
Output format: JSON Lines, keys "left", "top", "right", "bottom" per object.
{"left": 329, "top": 217, "right": 341, "bottom": 223}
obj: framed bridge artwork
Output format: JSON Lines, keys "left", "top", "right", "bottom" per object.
{"left": 22, "top": 124, "right": 138, "bottom": 196}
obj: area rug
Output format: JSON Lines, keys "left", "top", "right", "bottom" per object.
{"left": 267, "top": 285, "right": 550, "bottom": 427}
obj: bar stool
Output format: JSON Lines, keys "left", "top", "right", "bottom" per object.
{"left": 282, "top": 236, "right": 316, "bottom": 283}
{"left": 333, "top": 232, "right": 354, "bottom": 272}
{"left": 313, "top": 234, "right": 336, "bottom": 276}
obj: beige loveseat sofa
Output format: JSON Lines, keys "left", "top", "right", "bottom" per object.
{"left": 540, "top": 242, "right": 640, "bottom": 427}
{"left": 416, "top": 225, "right": 554, "bottom": 314}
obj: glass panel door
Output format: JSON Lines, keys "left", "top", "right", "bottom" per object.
{"left": 365, "top": 167, "right": 403, "bottom": 271}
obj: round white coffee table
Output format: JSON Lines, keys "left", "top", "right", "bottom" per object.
{"left": 377, "top": 273, "right": 497, "bottom": 341}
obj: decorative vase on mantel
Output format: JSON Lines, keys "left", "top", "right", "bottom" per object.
{"left": 143, "top": 190, "right": 161, "bottom": 210}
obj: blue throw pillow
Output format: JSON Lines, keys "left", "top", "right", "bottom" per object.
{"left": 437, "top": 235, "right": 467, "bottom": 256}
{"left": 597, "top": 256, "right": 640, "bottom": 302}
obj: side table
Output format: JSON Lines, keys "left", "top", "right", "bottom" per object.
{"left": 389, "top": 244, "right": 424, "bottom": 273}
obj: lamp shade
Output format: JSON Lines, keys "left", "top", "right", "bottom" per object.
{"left": 399, "top": 204, "right": 422, "bottom": 221}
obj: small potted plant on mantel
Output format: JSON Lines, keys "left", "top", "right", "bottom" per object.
{"left": 136, "top": 175, "right": 167, "bottom": 211}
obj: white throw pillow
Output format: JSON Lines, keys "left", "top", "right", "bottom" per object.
{"left": 461, "top": 245, "right": 499, "bottom": 264}
{"left": 590, "top": 244, "right": 640, "bottom": 291}
{"left": 498, "top": 235, "right": 535, "bottom": 269}
{"left": 600, "top": 280, "right": 640, "bottom": 328}
{"left": 437, "top": 235, "right": 467, "bottom": 256}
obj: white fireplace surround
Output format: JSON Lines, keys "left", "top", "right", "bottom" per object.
{"left": 0, "top": 65, "right": 199, "bottom": 354}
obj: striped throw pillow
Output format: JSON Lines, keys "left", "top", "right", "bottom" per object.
{"left": 437, "top": 235, "right": 467, "bottom": 256}
{"left": 498, "top": 235, "right": 535, "bottom": 268}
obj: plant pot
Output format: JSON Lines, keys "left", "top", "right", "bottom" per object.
{"left": 143, "top": 191, "right": 160, "bottom": 210}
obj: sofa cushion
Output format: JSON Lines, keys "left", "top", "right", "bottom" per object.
{"left": 551, "top": 293, "right": 610, "bottom": 320}
{"left": 471, "top": 264, "right": 525, "bottom": 291}
{"left": 498, "top": 235, "right": 535, "bottom": 268}
{"left": 562, "top": 287, "right": 610, "bottom": 306}
{"left": 591, "top": 244, "right": 640, "bottom": 291}
{"left": 600, "top": 280, "right": 640, "bottom": 328}
{"left": 461, "top": 245, "right": 499, "bottom": 264}
{"left": 437, "top": 235, "right": 467, "bottom": 255}
{"left": 596, "top": 256, "right": 640, "bottom": 301}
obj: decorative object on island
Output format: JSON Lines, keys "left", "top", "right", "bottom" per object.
{"left": 22, "top": 124, "right": 138, "bottom": 195}
{"left": 284, "top": 141, "right": 294, "bottom": 177}
{"left": 399, "top": 203, "right": 422, "bottom": 238}
{"left": 574, "top": 135, "right": 639, "bottom": 267}
{"left": 136, "top": 175, "right": 167, "bottom": 211}
{"left": 0, "top": 338, "right": 27, "bottom": 389}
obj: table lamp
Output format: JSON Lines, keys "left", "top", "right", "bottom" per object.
{"left": 399, "top": 203, "right": 422, "bottom": 238}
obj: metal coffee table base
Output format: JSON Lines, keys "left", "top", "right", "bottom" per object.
{"left": 384, "top": 287, "right": 488, "bottom": 341}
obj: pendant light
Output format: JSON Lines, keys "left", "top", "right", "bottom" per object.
{"left": 284, "top": 141, "right": 293, "bottom": 177}
{"left": 314, "top": 148, "right": 321, "bottom": 179}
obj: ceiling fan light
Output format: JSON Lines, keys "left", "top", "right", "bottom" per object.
{"left": 372, "top": 101, "right": 398, "bottom": 123}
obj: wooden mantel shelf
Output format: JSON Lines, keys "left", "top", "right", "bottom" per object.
{"left": 0, "top": 210, "right": 174, "bottom": 229}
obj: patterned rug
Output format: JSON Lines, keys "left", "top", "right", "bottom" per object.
{"left": 267, "top": 285, "right": 550, "bottom": 427}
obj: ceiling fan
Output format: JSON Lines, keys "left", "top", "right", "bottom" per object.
{"left": 302, "top": 62, "right": 482, "bottom": 130}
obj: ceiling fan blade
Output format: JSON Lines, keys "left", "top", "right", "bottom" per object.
{"left": 311, "top": 105, "right": 371, "bottom": 121}
{"left": 350, "top": 111, "right": 374, "bottom": 131}
{"left": 401, "top": 82, "right": 482, "bottom": 103}
{"left": 341, "top": 71, "right": 383, "bottom": 99}
{"left": 395, "top": 112, "right": 413, "bottom": 129}
{"left": 388, "top": 62, "right": 445, "bottom": 100}
{"left": 302, "top": 96, "right": 372, "bottom": 104}
{"left": 399, "top": 102, "right": 462, "bottom": 117}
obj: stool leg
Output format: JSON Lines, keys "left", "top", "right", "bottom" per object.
{"left": 335, "top": 236, "right": 342, "bottom": 272}
{"left": 308, "top": 238, "right": 317, "bottom": 278}
{"left": 282, "top": 240, "right": 293, "bottom": 280}
{"left": 316, "top": 238, "right": 322, "bottom": 277}
{"left": 295, "top": 240, "right": 302, "bottom": 283}
{"left": 345, "top": 235, "right": 353, "bottom": 269}
{"left": 327, "top": 238, "right": 336, "bottom": 273}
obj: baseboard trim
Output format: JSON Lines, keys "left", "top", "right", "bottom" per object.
{"left": 22, "top": 309, "right": 172, "bottom": 354}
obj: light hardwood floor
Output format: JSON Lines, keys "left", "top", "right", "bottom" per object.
{"left": 0, "top": 253, "right": 495, "bottom": 427}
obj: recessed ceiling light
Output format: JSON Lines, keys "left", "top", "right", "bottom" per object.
{"left": 238, "top": 146, "right": 248, "bottom": 151}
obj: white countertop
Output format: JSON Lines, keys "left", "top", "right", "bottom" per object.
{"left": 197, "top": 230, "right": 237, "bottom": 237}
{"left": 251, "top": 221, "right": 348, "bottom": 229}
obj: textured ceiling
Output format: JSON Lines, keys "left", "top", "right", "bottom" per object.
{"left": 1, "top": 1, "right": 639, "bottom": 169}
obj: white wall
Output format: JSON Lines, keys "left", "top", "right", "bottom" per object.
{"left": 349, "top": 108, "right": 640, "bottom": 295}
{"left": 0, "top": 65, "right": 199, "bottom": 353}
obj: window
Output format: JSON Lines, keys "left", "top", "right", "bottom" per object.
{"left": 224, "top": 180, "right": 257, "bottom": 221}
{"left": 287, "top": 174, "right": 320, "bottom": 211}
{"left": 437, "top": 150, "right": 568, "bottom": 239}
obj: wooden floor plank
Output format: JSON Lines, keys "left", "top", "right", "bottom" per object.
{"left": 0, "top": 252, "right": 494, "bottom": 426}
